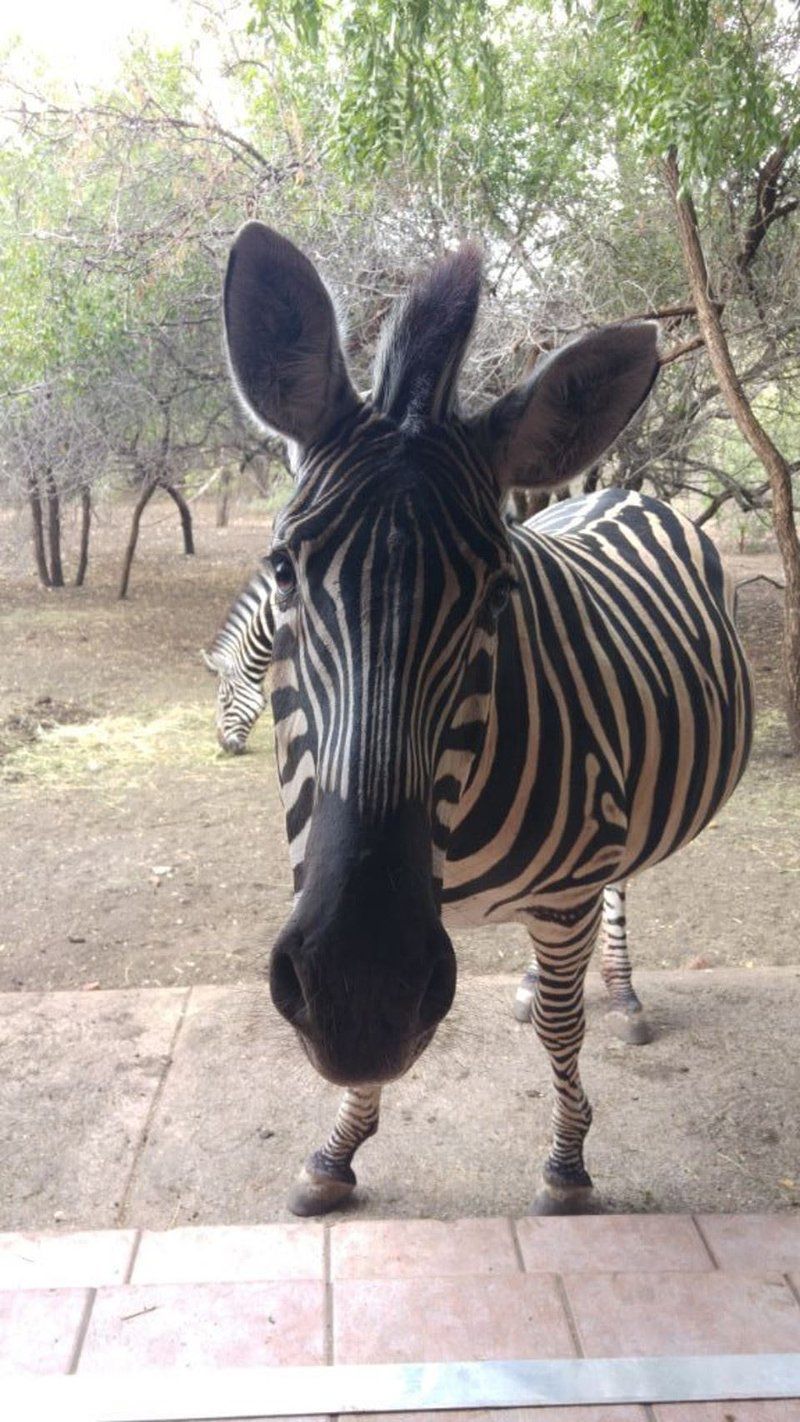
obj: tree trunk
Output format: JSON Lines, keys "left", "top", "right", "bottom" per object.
{"left": 75, "top": 486, "right": 91, "bottom": 587}
{"left": 666, "top": 150, "right": 800, "bottom": 752}
{"left": 216, "top": 468, "right": 232, "bottom": 528}
{"left": 44, "top": 469, "right": 64, "bottom": 588}
{"left": 28, "top": 473, "right": 51, "bottom": 588}
{"left": 119, "top": 481, "right": 158, "bottom": 600}
{"left": 164, "top": 482, "right": 195, "bottom": 554}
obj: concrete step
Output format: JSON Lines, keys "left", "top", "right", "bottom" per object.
{"left": 2, "top": 969, "right": 799, "bottom": 1230}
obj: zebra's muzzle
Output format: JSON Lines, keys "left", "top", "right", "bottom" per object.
{"left": 269, "top": 923, "right": 456, "bottom": 1086}
{"left": 218, "top": 729, "right": 247, "bottom": 754}
{"left": 269, "top": 793, "right": 457, "bottom": 1084}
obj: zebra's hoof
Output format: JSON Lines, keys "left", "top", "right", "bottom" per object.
{"left": 287, "top": 1157, "right": 357, "bottom": 1217}
{"left": 513, "top": 992, "right": 534, "bottom": 1023}
{"left": 531, "top": 1182, "right": 599, "bottom": 1216}
{"left": 606, "top": 1007, "right": 653, "bottom": 1045}
{"left": 532, "top": 1162, "right": 598, "bottom": 1216}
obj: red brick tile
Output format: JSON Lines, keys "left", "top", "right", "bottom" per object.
{"left": 516, "top": 1214, "right": 711, "bottom": 1274}
{"left": 331, "top": 1218, "right": 518, "bottom": 1280}
{"left": 78, "top": 1280, "right": 325, "bottom": 1370}
{"left": 0, "top": 1287, "right": 89, "bottom": 1374}
{"left": 132, "top": 1223, "right": 324, "bottom": 1284}
{"left": 333, "top": 1275, "right": 575, "bottom": 1364}
{"left": 563, "top": 1271, "right": 800, "bottom": 1358}
{"left": 0, "top": 1229, "right": 137, "bottom": 1288}
{"left": 655, "top": 1406, "right": 800, "bottom": 1421}
{"left": 698, "top": 1215, "right": 800, "bottom": 1274}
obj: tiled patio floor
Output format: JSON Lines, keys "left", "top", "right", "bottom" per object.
{"left": 2, "top": 1214, "right": 799, "bottom": 1418}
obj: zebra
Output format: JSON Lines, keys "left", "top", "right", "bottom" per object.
{"left": 221, "top": 222, "right": 753, "bottom": 1217}
{"left": 202, "top": 560, "right": 276, "bottom": 754}
{"left": 209, "top": 545, "right": 651, "bottom": 1043}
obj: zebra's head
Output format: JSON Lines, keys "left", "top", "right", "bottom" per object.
{"left": 223, "top": 223, "right": 658, "bottom": 1086}
{"left": 203, "top": 648, "right": 265, "bottom": 754}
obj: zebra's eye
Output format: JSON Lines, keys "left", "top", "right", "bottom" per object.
{"left": 271, "top": 551, "right": 296, "bottom": 596}
{"left": 486, "top": 577, "right": 513, "bottom": 619}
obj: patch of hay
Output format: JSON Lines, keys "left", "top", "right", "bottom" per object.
{"left": 0, "top": 701, "right": 273, "bottom": 793}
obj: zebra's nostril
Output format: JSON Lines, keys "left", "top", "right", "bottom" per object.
{"left": 418, "top": 949, "right": 457, "bottom": 1031}
{"left": 270, "top": 945, "right": 309, "bottom": 1027}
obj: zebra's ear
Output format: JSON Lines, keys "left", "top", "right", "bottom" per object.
{"left": 472, "top": 324, "right": 659, "bottom": 491}
{"left": 373, "top": 245, "right": 482, "bottom": 431}
{"left": 224, "top": 223, "right": 362, "bottom": 450}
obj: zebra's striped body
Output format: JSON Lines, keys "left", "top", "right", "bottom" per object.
{"left": 221, "top": 223, "right": 753, "bottom": 1216}
{"left": 442, "top": 488, "right": 750, "bottom": 918}
{"left": 203, "top": 561, "right": 275, "bottom": 753}
{"left": 210, "top": 522, "right": 656, "bottom": 1040}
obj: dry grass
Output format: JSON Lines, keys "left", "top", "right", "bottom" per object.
{"left": 0, "top": 701, "right": 273, "bottom": 794}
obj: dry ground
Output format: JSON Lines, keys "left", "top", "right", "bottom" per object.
{"left": 0, "top": 496, "right": 798, "bottom": 997}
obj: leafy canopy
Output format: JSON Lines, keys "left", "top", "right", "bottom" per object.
{"left": 250, "top": 0, "right": 800, "bottom": 191}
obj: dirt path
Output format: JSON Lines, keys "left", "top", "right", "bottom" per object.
{"left": 1, "top": 500, "right": 798, "bottom": 992}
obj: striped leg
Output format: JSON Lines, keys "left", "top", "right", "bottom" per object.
{"left": 527, "top": 897, "right": 603, "bottom": 1215}
{"left": 515, "top": 881, "right": 651, "bottom": 1045}
{"left": 288, "top": 1085, "right": 382, "bottom": 1216}
{"left": 600, "top": 882, "right": 652, "bottom": 1045}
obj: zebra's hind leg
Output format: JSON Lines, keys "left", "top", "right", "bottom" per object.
{"left": 600, "top": 882, "right": 652, "bottom": 1045}
{"left": 288, "top": 1085, "right": 381, "bottom": 1217}
{"left": 527, "top": 897, "right": 604, "bottom": 1216}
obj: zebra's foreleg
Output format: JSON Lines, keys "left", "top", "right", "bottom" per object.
{"left": 527, "top": 898, "right": 602, "bottom": 1216}
{"left": 600, "top": 882, "right": 652, "bottom": 1045}
{"left": 288, "top": 1085, "right": 381, "bottom": 1217}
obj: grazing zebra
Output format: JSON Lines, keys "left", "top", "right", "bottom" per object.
{"left": 203, "top": 560, "right": 276, "bottom": 754}
{"left": 211, "top": 547, "right": 650, "bottom": 1042}
{"left": 222, "top": 223, "right": 753, "bottom": 1216}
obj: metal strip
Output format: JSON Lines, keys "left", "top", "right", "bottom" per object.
{"left": 7, "top": 1354, "right": 800, "bottom": 1422}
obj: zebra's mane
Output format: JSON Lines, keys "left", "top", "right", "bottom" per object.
{"left": 372, "top": 244, "right": 483, "bottom": 433}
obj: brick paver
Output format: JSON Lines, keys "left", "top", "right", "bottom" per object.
{"left": 0, "top": 1286, "right": 89, "bottom": 1374}
{"left": 132, "top": 1223, "right": 324, "bottom": 1284}
{"left": 698, "top": 1214, "right": 800, "bottom": 1273}
{"left": 563, "top": 1270, "right": 800, "bottom": 1358}
{"left": 333, "top": 1274, "right": 575, "bottom": 1364}
{"left": 0, "top": 1228, "right": 137, "bottom": 1288}
{"left": 331, "top": 1217, "right": 519, "bottom": 1279}
{"left": 516, "top": 1214, "right": 713, "bottom": 1274}
{"left": 78, "top": 1280, "right": 326, "bottom": 1371}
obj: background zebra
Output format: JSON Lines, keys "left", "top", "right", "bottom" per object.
{"left": 220, "top": 223, "right": 753, "bottom": 1216}
{"left": 203, "top": 559, "right": 275, "bottom": 754}
{"left": 209, "top": 543, "right": 651, "bottom": 1043}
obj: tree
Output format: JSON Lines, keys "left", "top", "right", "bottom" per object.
{"left": 0, "top": 43, "right": 298, "bottom": 589}
{"left": 600, "top": 0, "right": 800, "bottom": 748}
